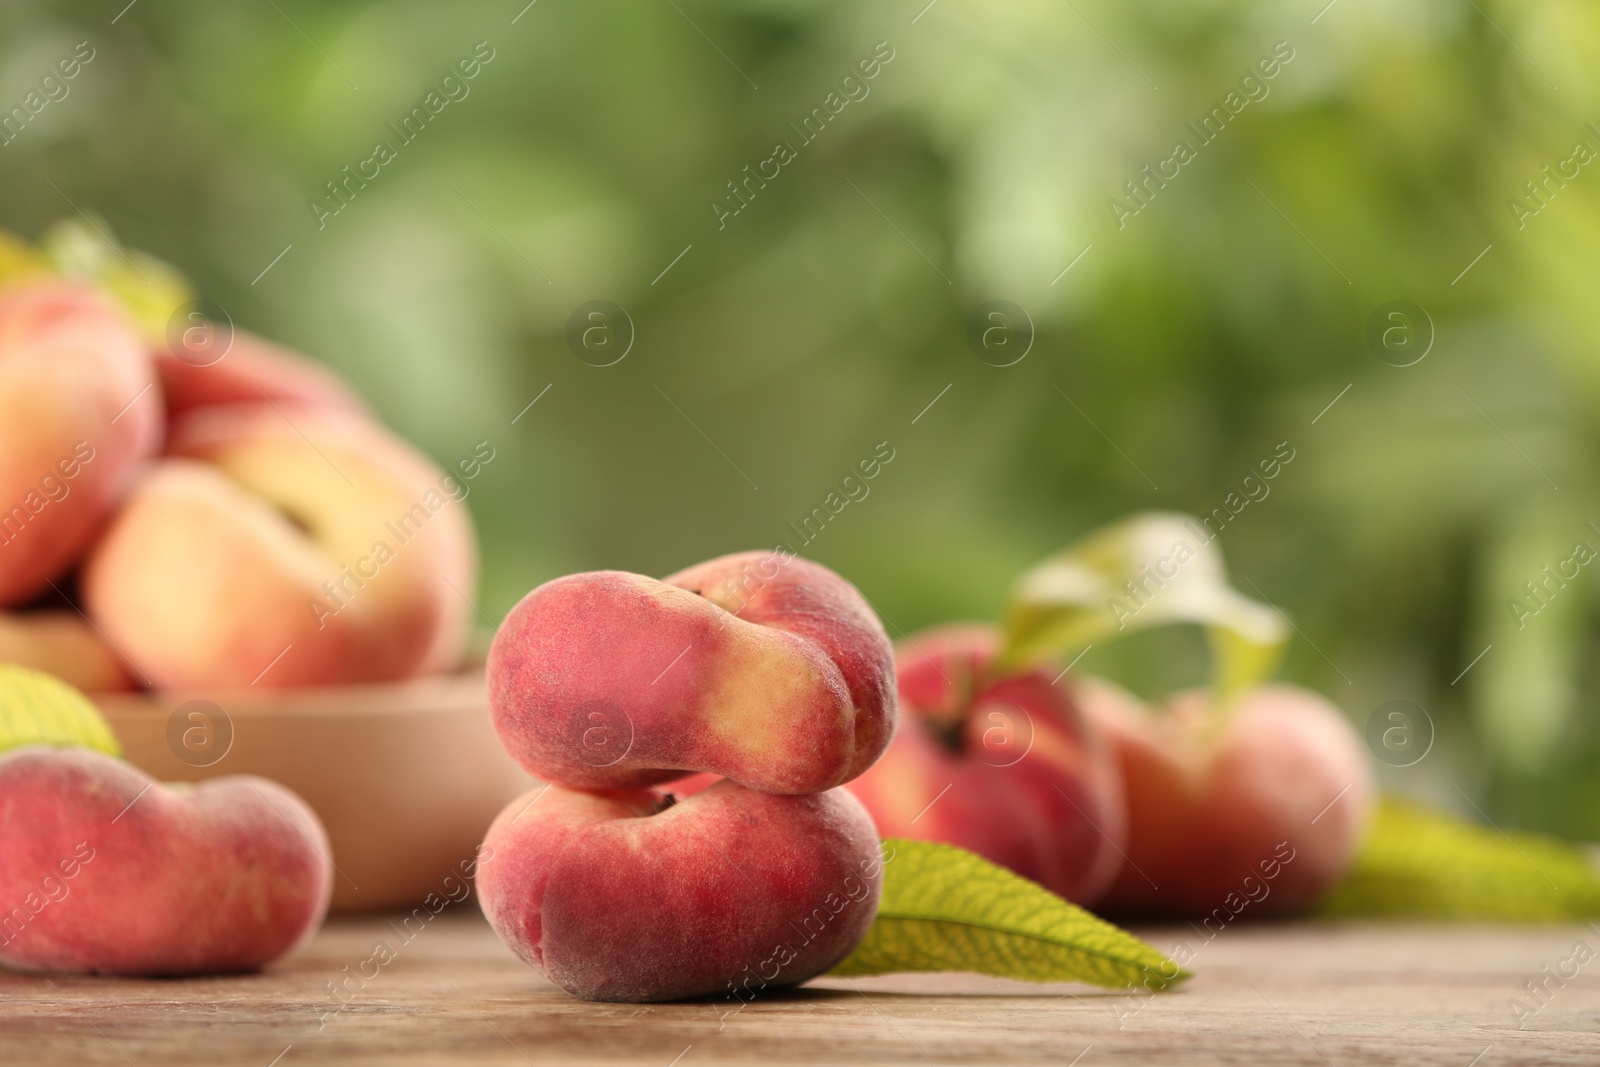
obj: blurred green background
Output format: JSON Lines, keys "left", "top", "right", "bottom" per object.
{"left": 4, "top": 0, "right": 1597, "bottom": 837}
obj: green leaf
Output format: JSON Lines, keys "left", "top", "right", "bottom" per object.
{"left": 39, "top": 216, "right": 192, "bottom": 344}
{"left": 997, "top": 511, "right": 1287, "bottom": 701}
{"left": 830, "top": 839, "right": 1188, "bottom": 989}
{"left": 0, "top": 228, "right": 52, "bottom": 291}
{"left": 0, "top": 664, "right": 122, "bottom": 759}
{"left": 1317, "top": 797, "right": 1600, "bottom": 921}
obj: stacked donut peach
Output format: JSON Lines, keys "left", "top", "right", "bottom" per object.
{"left": 479, "top": 551, "right": 895, "bottom": 1002}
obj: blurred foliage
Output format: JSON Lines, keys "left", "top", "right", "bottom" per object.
{"left": 3, "top": 0, "right": 1600, "bottom": 836}
{"left": 1317, "top": 797, "right": 1600, "bottom": 920}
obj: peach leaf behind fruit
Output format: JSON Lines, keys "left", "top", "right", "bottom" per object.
{"left": 999, "top": 510, "right": 1287, "bottom": 702}
{"left": 1317, "top": 798, "right": 1600, "bottom": 921}
{"left": 0, "top": 218, "right": 192, "bottom": 348}
{"left": 39, "top": 217, "right": 191, "bottom": 344}
{"left": 0, "top": 230, "right": 52, "bottom": 291}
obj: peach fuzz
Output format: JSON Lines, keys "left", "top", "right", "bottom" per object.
{"left": 1083, "top": 678, "right": 1374, "bottom": 917}
{"left": 488, "top": 551, "right": 894, "bottom": 794}
{"left": 847, "top": 624, "right": 1126, "bottom": 905}
{"left": 0, "top": 746, "right": 331, "bottom": 976}
{"left": 0, "top": 610, "right": 134, "bottom": 692}
{"left": 0, "top": 281, "right": 160, "bottom": 607}
{"left": 82, "top": 403, "right": 477, "bottom": 690}
{"left": 156, "top": 328, "right": 367, "bottom": 421}
{"left": 478, "top": 779, "right": 882, "bottom": 1002}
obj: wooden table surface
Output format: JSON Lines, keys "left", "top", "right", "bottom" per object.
{"left": 3, "top": 911, "right": 1597, "bottom": 1066}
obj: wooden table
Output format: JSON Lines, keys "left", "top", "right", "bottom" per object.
{"left": 3, "top": 911, "right": 1596, "bottom": 1065}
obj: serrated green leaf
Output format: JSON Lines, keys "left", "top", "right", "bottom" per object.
{"left": 1317, "top": 797, "right": 1600, "bottom": 921}
{"left": 997, "top": 512, "right": 1287, "bottom": 701}
{"left": 0, "top": 664, "right": 122, "bottom": 759}
{"left": 830, "top": 839, "right": 1188, "bottom": 989}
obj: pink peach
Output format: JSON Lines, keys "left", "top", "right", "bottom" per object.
{"left": 156, "top": 328, "right": 367, "bottom": 422}
{"left": 0, "top": 610, "right": 134, "bottom": 693}
{"left": 0, "top": 746, "right": 331, "bottom": 975}
{"left": 82, "top": 403, "right": 477, "bottom": 689}
{"left": 0, "top": 282, "right": 160, "bottom": 606}
{"left": 1083, "top": 678, "right": 1374, "bottom": 917}
{"left": 488, "top": 551, "right": 895, "bottom": 794}
{"left": 848, "top": 624, "right": 1126, "bottom": 904}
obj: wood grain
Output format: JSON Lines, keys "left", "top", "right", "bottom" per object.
{"left": 2, "top": 912, "right": 1596, "bottom": 1065}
